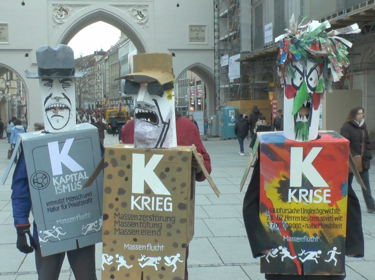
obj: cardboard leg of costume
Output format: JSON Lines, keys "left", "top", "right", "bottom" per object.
{"left": 11, "top": 45, "right": 102, "bottom": 279}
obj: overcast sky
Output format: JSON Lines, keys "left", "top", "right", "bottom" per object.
{"left": 68, "top": 21, "right": 121, "bottom": 58}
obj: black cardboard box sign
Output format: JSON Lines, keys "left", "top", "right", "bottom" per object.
{"left": 102, "top": 145, "right": 205, "bottom": 280}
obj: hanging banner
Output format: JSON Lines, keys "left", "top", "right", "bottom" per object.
{"left": 221, "top": 54, "right": 229, "bottom": 67}
{"left": 264, "top": 22, "right": 273, "bottom": 44}
{"left": 228, "top": 54, "right": 240, "bottom": 81}
{"left": 259, "top": 131, "right": 349, "bottom": 276}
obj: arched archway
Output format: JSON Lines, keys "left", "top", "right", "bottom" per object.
{"left": 0, "top": 63, "right": 28, "bottom": 127}
{"left": 52, "top": 8, "right": 148, "bottom": 110}
{"left": 57, "top": 9, "right": 146, "bottom": 53}
{"left": 176, "top": 63, "right": 215, "bottom": 113}
{"left": 176, "top": 63, "right": 215, "bottom": 135}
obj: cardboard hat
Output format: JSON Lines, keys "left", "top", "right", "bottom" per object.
{"left": 25, "top": 44, "right": 84, "bottom": 79}
{"left": 118, "top": 53, "right": 175, "bottom": 85}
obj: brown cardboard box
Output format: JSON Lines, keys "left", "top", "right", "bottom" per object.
{"left": 101, "top": 145, "right": 217, "bottom": 280}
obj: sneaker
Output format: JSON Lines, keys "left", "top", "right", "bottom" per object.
{"left": 368, "top": 208, "right": 375, "bottom": 214}
{"left": 239, "top": 152, "right": 245, "bottom": 156}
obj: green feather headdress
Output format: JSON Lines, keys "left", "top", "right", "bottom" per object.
{"left": 276, "top": 15, "right": 360, "bottom": 91}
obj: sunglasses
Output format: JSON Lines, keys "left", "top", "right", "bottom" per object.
{"left": 124, "top": 80, "right": 174, "bottom": 97}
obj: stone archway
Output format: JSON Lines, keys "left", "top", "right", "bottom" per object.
{"left": 0, "top": 63, "right": 28, "bottom": 126}
{"left": 55, "top": 8, "right": 147, "bottom": 52}
{"left": 176, "top": 63, "right": 215, "bottom": 117}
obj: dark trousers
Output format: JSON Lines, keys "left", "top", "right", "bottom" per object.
{"left": 35, "top": 244, "right": 97, "bottom": 280}
{"left": 348, "top": 169, "right": 375, "bottom": 210}
{"left": 238, "top": 136, "right": 245, "bottom": 153}
{"left": 266, "top": 275, "right": 345, "bottom": 280}
{"left": 185, "top": 246, "right": 189, "bottom": 280}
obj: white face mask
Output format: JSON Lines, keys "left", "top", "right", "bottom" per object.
{"left": 133, "top": 83, "right": 176, "bottom": 148}
{"left": 40, "top": 78, "right": 76, "bottom": 132}
{"left": 283, "top": 59, "right": 323, "bottom": 141}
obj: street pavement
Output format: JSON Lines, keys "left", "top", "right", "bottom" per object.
{"left": 0, "top": 133, "right": 374, "bottom": 279}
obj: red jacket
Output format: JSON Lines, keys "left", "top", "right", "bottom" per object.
{"left": 121, "top": 116, "right": 211, "bottom": 181}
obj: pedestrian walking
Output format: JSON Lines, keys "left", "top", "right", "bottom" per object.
{"left": 94, "top": 117, "right": 106, "bottom": 146}
{"left": 7, "top": 119, "right": 15, "bottom": 143}
{"left": 235, "top": 114, "right": 249, "bottom": 155}
{"left": 0, "top": 118, "right": 4, "bottom": 139}
{"left": 248, "top": 106, "right": 261, "bottom": 137}
{"left": 273, "top": 109, "right": 283, "bottom": 131}
{"left": 255, "top": 115, "right": 271, "bottom": 133}
{"left": 188, "top": 114, "right": 199, "bottom": 130}
{"left": 340, "top": 106, "right": 375, "bottom": 213}
{"left": 10, "top": 119, "right": 25, "bottom": 148}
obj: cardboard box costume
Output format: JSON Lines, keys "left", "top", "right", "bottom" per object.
{"left": 258, "top": 131, "right": 348, "bottom": 275}
{"left": 242, "top": 18, "right": 364, "bottom": 278}
{"left": 101, "top": 145, "right": 206, "bottom": 279}
{"left": 1, "top": 45, "right": 103, "bottom": 258}
{"left": 93, "top": 53, "right": 218, "bottom": 279}
{"left": 21, "top": 124, "right": 103, "bottom": 256}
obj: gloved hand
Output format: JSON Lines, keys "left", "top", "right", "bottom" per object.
{"left": 16, "top": 225, "right": 35, "bottom": 254}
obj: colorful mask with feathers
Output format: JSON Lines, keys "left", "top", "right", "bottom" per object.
{"left": 276, "top": 15, "right": 360, "bottom": 141}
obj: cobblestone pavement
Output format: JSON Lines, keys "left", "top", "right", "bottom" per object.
{"left": 0, "top": 134, "right": 373, "bottom": 279}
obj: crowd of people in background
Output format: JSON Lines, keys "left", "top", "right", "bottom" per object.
{"left": 235, "top": 106, "right": 284, "bottom": 156}
{"left": 76, "top": 109, "right": 109, "bottom": 146}
{"left": 1, "top": 117, "right": 26, "bottom": 159}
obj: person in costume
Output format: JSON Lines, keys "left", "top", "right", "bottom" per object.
{"left": 11, "top": 45, "right": 97, "bottom": 280}
{"left": 120, "top": 53, "right": 211, "bottom": 180}
{"left": 119, "top": 53, "right": 211, "bottom": 279}
{"left": 243, "top": 17, "right": 364, "bottom": 280}
{"left": 341, "top": 106, "right": 375, "bottom": 213}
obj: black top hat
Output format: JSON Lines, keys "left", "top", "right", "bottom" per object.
{"left": 25, "top": 44, "right": 84, "bottom": 79}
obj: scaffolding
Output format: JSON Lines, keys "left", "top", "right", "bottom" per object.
{"left": 218, "top": 0, "right": 242, "bottom": 105}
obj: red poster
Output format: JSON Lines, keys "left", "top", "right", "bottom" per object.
{"left": 259, "top": 131, "right": 349, "bottom": 276}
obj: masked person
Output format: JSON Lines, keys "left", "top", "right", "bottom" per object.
{"left": 11, "top": 45, "right": 101, "bottom": 280}
{"left": 243, "top": 18, "right": 364, "bottom": 280}
{"left": 119, "top": 53, "right": 211, "bottom": 279}
{"left": 120, "top": 53, "right": 210, "bottom": 178}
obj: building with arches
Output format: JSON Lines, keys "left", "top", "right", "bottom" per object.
{"left": 0, "top": 0, "right": 214, "bottom": 128}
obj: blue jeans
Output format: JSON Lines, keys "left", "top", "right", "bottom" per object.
{"left": 238, "top": 136, "right": 245, "bottom": 153}
{"left": 348, "top": 169, "right": 375, "bottom": 210}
